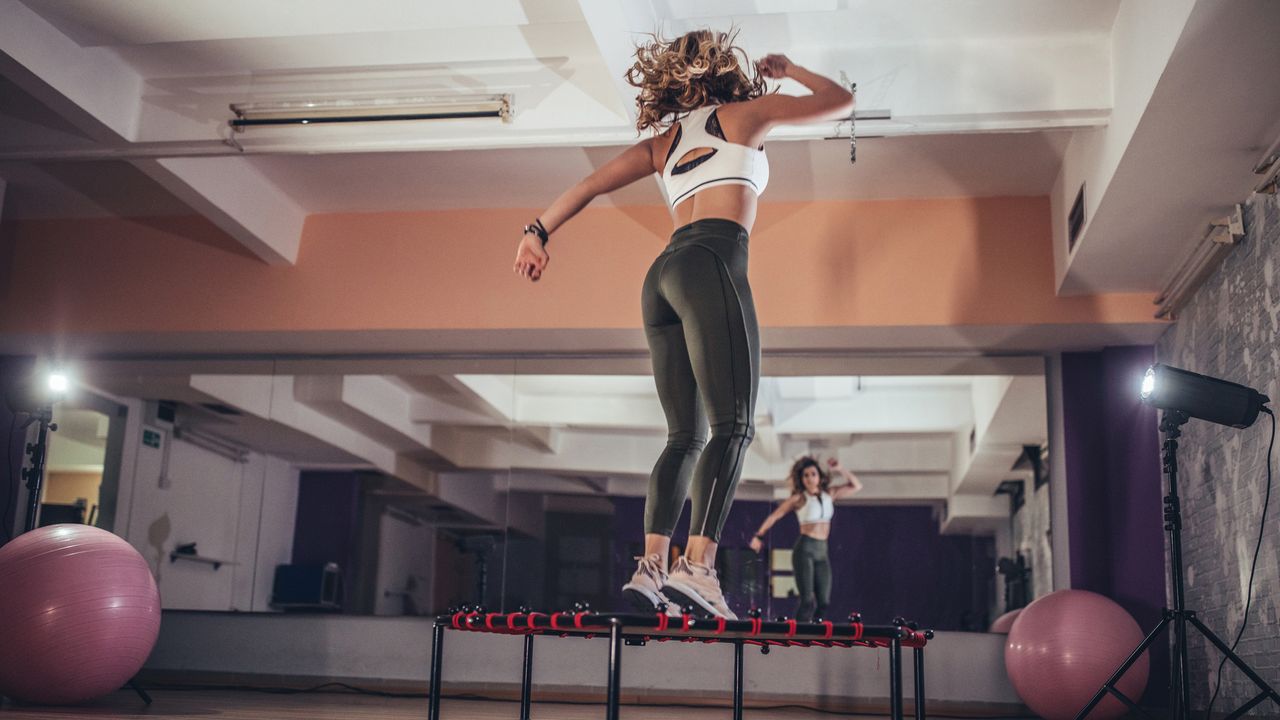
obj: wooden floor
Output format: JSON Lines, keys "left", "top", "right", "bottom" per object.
{"left": 0, "top": 689, "right": 902, "bottom": 719}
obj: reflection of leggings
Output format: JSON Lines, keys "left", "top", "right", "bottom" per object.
{"left": 793, "top": 536, "right": 831, "bottom": 621}
{"left": 641, "top": 219, "right": 760, "bottom": 544}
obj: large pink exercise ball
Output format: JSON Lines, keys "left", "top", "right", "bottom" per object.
{"left": 0, "top": 525, "right": 162, "bottom": 704}
{"left": 1005, "top": 589, "right": 1148, "bottom": 720}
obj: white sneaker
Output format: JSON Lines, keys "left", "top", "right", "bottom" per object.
{"left": 622, "top": 554, "right": 679, "bottom": 615}
{"left": 661, "top": 556, "right": 738, "bottom": 619}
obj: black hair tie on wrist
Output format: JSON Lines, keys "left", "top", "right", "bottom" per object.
{"left": 524, "top": 218, "right": 549, "bottom": 247}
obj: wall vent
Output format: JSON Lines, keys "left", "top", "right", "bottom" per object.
{"left": 1067, "top": 183, "right": 1086, "bottom": 252}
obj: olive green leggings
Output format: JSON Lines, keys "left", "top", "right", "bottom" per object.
{"left": 793, "top": 536, "right": 831, "bottom": 622}
{"left": 640, "top": 219, "right": 760, "bottom": 544}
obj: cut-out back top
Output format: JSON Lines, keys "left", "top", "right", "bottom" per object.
{"left": 661, "top": 105, "right": 770, "bottom": 209}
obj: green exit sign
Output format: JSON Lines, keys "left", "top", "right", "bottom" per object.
{"left": 143, "top": 428, "right": 162, "bottom": 449}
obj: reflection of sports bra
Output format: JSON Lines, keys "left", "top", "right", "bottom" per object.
{"left": 794, "top": 492, "right": 834, "bottom": 524}
{"left": 661, "top": 105, "right": 770, "bottom": 209}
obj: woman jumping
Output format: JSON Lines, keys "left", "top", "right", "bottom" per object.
{"left": 514, "top": 30, "right": 853, "bottom": 619}
{"left": 749, "top": 456, "right": 863, "bottom": 621}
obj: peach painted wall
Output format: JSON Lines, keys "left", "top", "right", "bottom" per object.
{"left": 0, "top": 197, "right": 1155, "bottom": 338}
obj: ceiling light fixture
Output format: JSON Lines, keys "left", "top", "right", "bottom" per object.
{"left": 1254, "top": 136, "right": 1280, "bottom": 195}
{"left": 1153, "top": 205, "right": 1245, "bottom": 319}
{"left": 228, "top": 93, "right": 513, "bottom": 131}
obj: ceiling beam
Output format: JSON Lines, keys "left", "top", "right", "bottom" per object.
{"left": 1054, "top": 0, "right": 1280, "bottom": 295}
{"left": 0, "top": 0, "right": 142, "bottom": 142}
{"left": 774, "top": 391, "right": 973, "bottom": 434}
{"left": 572, "top": 0, "right": 656, "bottom": 125}
{"left": 444, "top": 374, "right": 515, "bottom": 422}
{"left": 445, "top": 374, "right": 561, "bottom": 453}
{"left": 292, "top": 374, "right": 437, "bottom": 454}
{"left": 514, "top": 393, "right": 668, "bottom": 430}
{"left": 190, "top": 374, "right": 402, "bottom": 475}
{"left": 0, "top": 3, "right": 305, "bottom": 265}
{"left": 133, "top": 157, "right": 303, "bottom": 266}
{"left": 409, "top": 396, "right": 510, "bottom": 426}
{"left": 753, "top": 422, "right": 783, "bottom": 463}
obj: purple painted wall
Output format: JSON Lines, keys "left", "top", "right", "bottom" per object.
{"left": 1061, "top": 346, "right": 1168, "bottom": 704}
{"left": 292, "top": 471, "right": 364, "bottom": 605}
{"left": 1, "top": 356, "right": 36, "bottom": 548}
{"left": 611, "top": 496, "right": 995, "bottom": 630}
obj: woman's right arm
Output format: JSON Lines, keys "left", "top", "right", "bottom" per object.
{"left": 747, "top": 54, "right": 854, "bottom": 130}
{"left": 749, "top": 495, "right": 802, "bottom": 552}
{"left": 514, "top": 137, "right": 658, "bottom": 281}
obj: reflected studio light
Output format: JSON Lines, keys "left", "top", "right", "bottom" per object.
{"left": 3, "top": 368, "right": 70, "bottom": 414}
{"left": 1140, "top": 363, "right": 1269, "bottom": 428}
{"left": 47, "top": 372, "right": 68, "bottom": 394}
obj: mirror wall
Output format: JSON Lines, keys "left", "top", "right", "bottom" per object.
{"left": 500, "top": 358, "right": 1052, "bottom": 632}
{"left": 56, "top": 354, "right": 1050, "bottom": 631}
{"left": 58, "top": 359, "right": 514, "bottom": 617}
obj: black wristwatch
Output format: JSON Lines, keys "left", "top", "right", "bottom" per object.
{"left": 523, "top": 218, "right": 549, "bottom": 246}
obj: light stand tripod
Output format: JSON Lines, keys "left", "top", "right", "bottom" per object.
{"left": 1074, "top": 410, "right": 1280, "bottom": 719}
{"left": 18, "top": 405, "right": 56, "bottom": 533}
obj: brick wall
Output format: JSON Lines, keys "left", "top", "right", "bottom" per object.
{"left": 1155, "top": 190, "right": 1280, "bottom": 711}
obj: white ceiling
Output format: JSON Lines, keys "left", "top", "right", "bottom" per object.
{"left": 2, "top": 0, "right": 1275, "bottom": 291}
{"left": 0, "top": 0, "right": 1107, "bottom": 223}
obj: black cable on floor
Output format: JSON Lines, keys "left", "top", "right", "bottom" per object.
{"left": 1205, "top": 407, "right": 1275, "bottom": 719}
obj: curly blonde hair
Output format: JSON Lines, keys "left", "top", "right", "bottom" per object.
{"left": 625, "top": 28, "right": 767, "bottom": 133}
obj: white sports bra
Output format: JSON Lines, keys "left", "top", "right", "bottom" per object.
{"left": 661, "top": 105, "right": 770, "bottom": 209}
{"left": 794, "top": 492, "right": 834, "bottom": 524}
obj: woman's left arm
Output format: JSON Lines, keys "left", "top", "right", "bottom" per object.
{"left": 827, "top": 458, "right": 863, "bottom": 500}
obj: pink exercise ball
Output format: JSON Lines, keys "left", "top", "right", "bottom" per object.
{"left": 1005, "top": 589, "right": 1148, "bottom": 720}
{"left": 0, "top": 524, "right": 161, "bottom": 705}
{"left": 989, "top": 607, "right": 1022, "bottom": 634}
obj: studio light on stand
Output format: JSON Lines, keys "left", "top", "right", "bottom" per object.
{"left": 1140, "top": 363, "right": 1267, "bottom": 428}
{"left": 1076, "top": 364, "right": 1280, "bottom": 719}
{"left": 4, "top": 367, "right": 69, "bottom": 534}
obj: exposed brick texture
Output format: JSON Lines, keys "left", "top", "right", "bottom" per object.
{"left": 1156, "top": 191, "right": 1280, "bottom": 712}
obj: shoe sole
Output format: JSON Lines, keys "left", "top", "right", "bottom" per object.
{"left": 622, "top": 584, "right": 665, "bottom": 613}
{"left": 660, "top": 581, "right": 732, "bottom": 619}
{"left": 624, "top": 590, "right": 683, "bottom": 617}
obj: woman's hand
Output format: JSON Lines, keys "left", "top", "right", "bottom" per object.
{"left": 756, "top": 53, "right": 793, "bottom": 79}
{"left": 749, "top": 536, "right": 764, "bottom": 553}
{"left": 514, "top": 232, "right": 549, "bottom": 281}
{"left": 829, "top": 457, "right": 863, "bottom": 498}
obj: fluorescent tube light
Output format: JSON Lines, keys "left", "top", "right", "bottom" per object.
{"left": 229, "top": 93, "right": 512, "bottom": 130}
{"left": 1153, "top": 205, "right": 1245, "bottom": 319}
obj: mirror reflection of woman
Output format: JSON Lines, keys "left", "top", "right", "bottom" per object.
{"left": 750, "top": 456, "right": 863, "bottom": 622}
{"left": 514, "top": 30, "right": 853, "bottom": 619}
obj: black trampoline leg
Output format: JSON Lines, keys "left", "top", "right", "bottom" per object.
{"left": 889, "top": 638, "right": 903, "bottom": 720}
{"left": 521, "top": 633, "right": 534, "bottom": 720}
{"left": 913, "top": 647, "right": 926, "bottom": 719}
{"left": 733, "top": 639, "right": 745, "bottom": 720}
{"left": 606, "top": 619, "right": 622, "bottom": 720}
{"left": 429, "top": 621, "right": 444, "bottom": 720}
